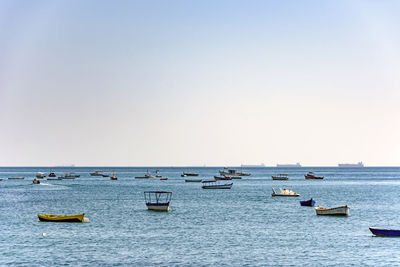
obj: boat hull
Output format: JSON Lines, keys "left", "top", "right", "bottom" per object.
{"left": 315, "top": 206, "right": 349, "bottom": 216}
{"left": 305, "top": 175, "right": 323, "bottom": 179}
{"left": 202, "top": 183, "right": 233, "bottom": 189}
{"left": 300, "top": 199, "right": 315, "bottom": 206}
{"left": 272, "top": 194, "right": 299, "bottom": 197}
{"left": 185, "top": 179, "right": 202, "bottom": 182}
{"left": 146, "top": 203, "right": 170, "bottom": 211}
{"left": 38, "top": 213, "right": 85, "bottom": 222}
{"left": 272, "top": 176, "right": 288, "bottom": 180}
{"left": 369, "top": 227, "right": 400, "bottom": 237}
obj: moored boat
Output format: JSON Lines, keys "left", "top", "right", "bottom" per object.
{"left": 48, "top": 171, "right": 56, "bottom": 177}
{"left": 315, "top": 205, "right": 350, "bottom": 216}
{"left": 272, "top": 188, "right": 299, "bottom": 197}
{"left": 59, "top": 172, "right": 80, "bottom": 179}
{"left": 214, "top": 176, "right": 232, "bottom": 180}
{"left": 38, "top": 213, "right": 88, "bottom": 222}
{"left": 160, "top": 177, "right": 168, "bottom": 180}
{"left": 36, "top": 172, "right": 46, "bottom": 178}
{"left": 181, "top": 172, "right": 199, "bottom": 177}
{"left": 272, "top": 174, "right": 289, "bottom": 180}
{"left": 8, "top": 177, "right": 24, "bottom": 180}
{"left": 185, "top": 178, "right": 203, "bottom": 182}
{"left": 110, "top": 172, "right": 117, "bottom": 180}
{"left": 90, "top": 171, "right": 105, "bottom": 176}
{"left": 144, "top": 191, "right": 172, "bottom": 211}
{"left": 305, "top": 172, "right": 324, "bottom": 179}
{"left": 369, "top": 227, "right": 400, "bottom": 237}
{"left": 300, "top": 198, "right": 315, "bottom": 206}
{"left": 202, "top": 180, "right": 232, "bottom": 189}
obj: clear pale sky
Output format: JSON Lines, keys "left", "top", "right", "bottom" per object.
{"left": 0, "top": 0, "right": 399, "bottom": 166}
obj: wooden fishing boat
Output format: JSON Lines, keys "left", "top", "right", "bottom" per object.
{"left": 160, "top": 178, "right": 168, "bottom": 180}
{"left": 110, "top": 172, "right": 118, "bottom": 180}
{"left": 305, "top": 172, "right": 324, "bottom": 179}
{"left": 185, "top": 178, "right": 202, "bottom": 182}
{"left": 272, "top": 174, "right": 289, "bottom": 180}
{"left": 181, "top": 172, "right": 199, "bottom": 177}
{"left": 272, "top": 188, "right": 299, "bottom": 197}
{"left": 369, "top": 227, "right": 400, "bottom": 237}
{"left": 315, "top": 205, "right": 350, "bottom": 216}
{"left": 300, "top": 198, "right": 315, "bottom": 206}
{"left": 144, "top": 191, "right": 172, "bottom": 211}
{"left": 38, "top": 213, "right": 88, "bottom": 222}
{"left": 214, "top": 176, "right": 232, "bottom": 180}
{"left": 202, "top": 181, "right": 232, "bottom": 189}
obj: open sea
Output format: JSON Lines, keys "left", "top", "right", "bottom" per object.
{"left": 1, "top": 166, "right": 400, "bottom": 266}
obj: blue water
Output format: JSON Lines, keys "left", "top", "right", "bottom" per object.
{"left": 1, "top": 167, "right": 400, "bottom": 266}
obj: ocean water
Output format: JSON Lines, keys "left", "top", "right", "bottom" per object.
{"left": 1, "top": 167, "right": 400, "bottom": 266}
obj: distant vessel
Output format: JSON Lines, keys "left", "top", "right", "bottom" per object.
{"left": 338, "top": 162, "right": 364, "bottom": 167}
{"left": 276, "top": 163, "right": 302, "bottom": 167}
{"left": 241, "top": 163, "right": 266, "bottom": 168}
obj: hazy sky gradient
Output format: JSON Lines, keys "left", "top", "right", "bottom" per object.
{"left": 1, "top": 0, "right": 399, "bottom": 166}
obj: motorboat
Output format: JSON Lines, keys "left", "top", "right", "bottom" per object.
{"left": 181, "top": 172, "right": 199, "bottom": 177}
{"left": 202, "top": 180, "right": 233, "bottom": 189}
{"left": 38, "top": 213, "right": 89, "bottom": 222}
{"left": 48, "top": 171, "right": 56, "bottom": 177}
{"left": 33, "top": 179, "right": 40, "bottom": 184}
{"left": 155, "top": 170, "right": 162, "bottom": 178}
{"left": 90, "top": 171, "right": 105, "bottom": 176}
{"left": 144, "top": 191, "right": 172, "bottom": 211}
{"left": 110, "top": 172, "right": 117, "bottom": 180}
{"left": 36, "top": 172, "right": 46, "bottom": 178}
{"left": 60, "top": 172, "right": 80, "bottom": 179}
{"left": 272, "top": 174, "right": 289, "bottom": 180}
{"left": 160, "top": 177, "right": 168, "bottom": 180}
{"left": 271, "top": 188, "right": 299, "bottom": 197}
{"left": 300, "top": 198, "right": 315, "bottom": 206}
{"left": 236, "top": 171, "right": 251, "bottom": 176}
{"left": 369, "top": 227, "right": 400, "bottom": 237}
{"left": 315, "top": 205, "right": 350, "bottom": 216}
{"left": 185, "top": 178, "right": 203, "bottom": 182}
{"left": 305, "top": 172, "right": 324, "bottom": 179}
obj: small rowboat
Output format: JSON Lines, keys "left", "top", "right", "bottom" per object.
{"left": 272, "top": 174, "right": 289, "bottom": 180}
{"left": 300, "top": 198, "right": 315, "bottom": 206}
{"left": 214, "top": 176, "right": 232, "bottom": 180}
{"left": 369, "top": 227, "right": 400, "bottom": 237}
{"left": 160, "top": 178, "right": 168, "bottom": 180}
{"left": 8, "top": 177, "right": 24, "bottom": 180}
{"left": 315, "top": 205, "right": 350, "bottom": 216}
{"left": 202, "top": 181, "right": 232, "bottom": 189}
{"left": 38, "top": 213, "right": 88, "bottom": 222}
{"left": 272, "top": 188, "right": 299, "bottom": 197}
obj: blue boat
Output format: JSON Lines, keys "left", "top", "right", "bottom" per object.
{"left": 300, "top": 198, "right": 315, "bottom": 206}
{"left": 369, "top": 227, "right": 400, "bottom": 237}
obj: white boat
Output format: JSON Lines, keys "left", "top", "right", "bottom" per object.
{"left": 315, "top": 205, "right": 350, "bottom": 216}
{"left": 271, "top": 188, "right": 299, "bottom": 197}
{"left": 36, "top": 172, "right": 46, "bottom": 178}
{"left": 144, "top": 191, "right": 172, "bottom": 212}
{"left": 90, "top": 171, "right": 105, "bottom": 176}
{"left": 272, "top": 174, "right": 289, "bottom": 180}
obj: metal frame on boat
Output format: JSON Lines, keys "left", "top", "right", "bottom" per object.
{"left": 144, "top": 191, "right": 172, "bottom": 212}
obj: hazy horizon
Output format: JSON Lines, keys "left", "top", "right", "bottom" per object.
{"left": 1, "top": 0, "right": 399, "bottom": 166}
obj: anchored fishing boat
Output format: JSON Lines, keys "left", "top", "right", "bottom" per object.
{"left": 271, "top": 188, "right": 299, "bottom": 197}
{"left": 214, "top": 176, "right": 233, "bottom": 180}
{"left": 315, "top": 205, "right": 350, "bottom": 216}
{"left": 90, "top": 171, "right": 105, "bottom": 176}
{"left": 110, "top": 172, "right": 117, "bottom": 180}
{"left": 144, "top": 191, "right": 172, "bottom": 211}
{"left": 369, "top": 227, "right": 400, "bottom": 237}
{"left": 181, "top": 172, "right": 199, "bottom": 177}
{"left": 202, "top": 180, "right": 232, "bottom": 189}
{"left": 300, "top": 198, "right": 315, "bottom": 206}
{"left": 305, "top": 172, "right": 324, "bottom": 179}
{"left": 59, "top": 172, "right": 80, "bottom": 179}
{"left": 185, "top": 178, "right": 203, "bottom": 182}
{"left": 272, "top": 174, "right": 289, "bottom": 180}
{"left": 36, "top": 172, "right": 46, "bottom": 178}
{"left": 38, "top": 213, "right": 89, "bottom": 222}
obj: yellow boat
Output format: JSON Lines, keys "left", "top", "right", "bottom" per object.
{"left": 37, "top": 213, "right": 88, "bottom": 222}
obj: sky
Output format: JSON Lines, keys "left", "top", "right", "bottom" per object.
{"left": 0, "top": 0, "right": 399, "bottom": 166}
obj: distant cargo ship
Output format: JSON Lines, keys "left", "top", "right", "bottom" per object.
{"left": 338, "top": 162, "right": 364, "bottom": 167}
{"left": 241, "top": 163, "right": 266, "bottom": 168}
{"left": 276, "top": 163, "right": 302, "bottom": 167}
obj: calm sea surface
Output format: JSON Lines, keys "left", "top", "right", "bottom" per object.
{"left": 1, "top": 167, "right": 400, "bottom": 266}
